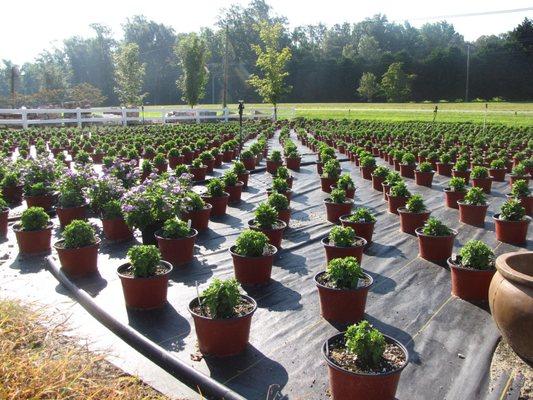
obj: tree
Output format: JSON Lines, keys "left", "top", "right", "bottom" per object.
{"left": 113, "top": 43, "right": 146, "bottom": 106}
{"left": 68, "top": 83, "right": 106, "bottom": 106}
{"left": 357, "top": 72, "right": 380, "bottom": 102}
{"left": 248, "top": 22, "right": 292, "bottom": 119}
{"left": 381, "top": 62, "right": 415, "bottom": 102}
{"left": 175, "top": 33, "right": 210, "bottom": 107}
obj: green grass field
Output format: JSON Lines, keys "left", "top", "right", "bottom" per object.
{"left": 143, "top": 102, "right": 533, "bottom": 126}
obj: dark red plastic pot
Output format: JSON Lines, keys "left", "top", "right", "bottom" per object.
{"left": 277, "top": 208, "right": 291, "bottom": 226}
{"left": 387, "top": 195, "right": 408, "bottom": 215}
{"left": 321, "top": 177, "right": 338, "bottom": 193}
{"left": 230, "top": 245, "right": 277, "bottom": 285}
{"left": 204, "top": 158, "right": 215, "bottom": 173}
{"left": 315, "top": 271, "right": 372, "bottom": 324}
{"left": 117, "top": 261, "right": 173, "bottom": 310}
{"left": 416, "top": 228, "right": 457, "bottom": 264}
{"left": 371, "top": 175, "right": 384, "bottom": 191}
{"left": 25, "top": 194, "right": 54, "bottom": 211}
{"left": 493, "top": 215, "right": 531, "bottom": 245}
{"left": 436, "top": 163, "right": 452, "bottom": 177}
{"left": 339, "top": 216, "right": 375, "bottom": 244}
{"left": 242, "top": 157, "right": 256, "bottom": 170}
{"left": 266, "top": 159, "right": 282, "bottom": 174}
{"left": 448, "top": 258, "right": 495, "bottom": 302}
{"left": 322, "top": 237, "right": 366, "bottom": 264}
{"left": 472, "top": 177, "right": 492, "bottom": 194}
{"left": 0, "top": 208, "right": 8, "bottom": 237}
{"left": 182, "top": 204, "right": 212, "bottom": 232}
{"left": 2, "top": 184, "right": 23, "bottom": 204}
{"left": 237, "top": 172, "right": 249, "bottom": 188}
{"left": 360, "top": 166, "right": 374, "bottom": 180}
{"left": 443, "top": 188, "right": 465, "bottom": 209}
{"left": 168, "top": 155, "right": 184, "bottom": 169}
{"left": 324, "top": 199, "right": 353, "bottom": 224}
{"left": 452, "top": 170, "right": 470, "bottom": 185}
{"left": 399, "top": 164, "right": 415, "bottom": 179}
{"left": 248, "top": 219, "right": 286, "bottom": 249}
{"left": 397, "top": 208, "right": 431, "bottom": 235}
{"left": 201, "top": 193, "right": 229, "bottom": 217}
{"left": 489, "top": 168, "right": 506, "bottom": 182}
{"left": 14, "top": 222, "right": 53, "bottom": 255}
{"left": 226, "top": 182, "right": 244, "bottom": 204}
{"left": 414, "top": 171, "right": 434, "bottom": 187}
{"left": 458, "top": 201, "right": 489, "bottom": 226}
{"left": 189, "top": 295, "right": 256, "bottom": 356}
{"left": 54, "top": 239, "right": 100, "bottom": 278}
{"left": 222, "top": 150, "right": 234, "bottom": 163}
{"left": 189, "top": 166, "right": 207, "bottom": 181}
{"left": 286, "top": 157, "right": 301, "bottom": 171}
{"left": 382, "top": 183, "right": 390, "bottom": 201}
{"left": 56, "top": 204, "right": 87, "bottom": 228}
{"left": 183, "top": 151, "right": 193, "bottom": 165}
{"left": 323, "top": 333, "right": 408, "bottom": 400}
{"left": 214, "top": 153, "right": 223, "bottom": 168}
{"left": 155, "top": 229, "right": 198, "bottom": 267}
{"left": 102, "top": 218, "right": 133, "bottom": 242}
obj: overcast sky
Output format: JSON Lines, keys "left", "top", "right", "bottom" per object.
{"left": 2, "top": 0, "right": 532, "bottom": 64}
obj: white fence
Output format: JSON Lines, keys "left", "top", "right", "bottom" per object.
{"left": 0, "top": 106, "right": 295, "bottom": 129}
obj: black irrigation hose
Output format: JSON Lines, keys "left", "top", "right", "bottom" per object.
{"left": 45, "top": 256, "right": 246, "bottom": 400}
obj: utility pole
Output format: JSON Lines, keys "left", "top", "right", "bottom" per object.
{"left": 223, "top": 26, "right": 229, "bottom": 108}
{"left": 465, "top": 44, "right": 470, "bottom": 102}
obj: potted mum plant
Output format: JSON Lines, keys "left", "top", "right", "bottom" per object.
{"left": 510, "top": 163, "right": 529, "bottom": 186}
{"left": 153, "top": 153, "right": 168, "bottom": 175}
{"left": 267, "top": 177, "right": 292, "bottom": 203}
{"left": 322, "top": 226, "right": 367, "bottom": 264}
{"left": 382, "top": 171, "right": 402, "bottom": 201}
{"left": 56, "top": 184, "right": 87, "bottom": 229}
{"left": 275, "top": 166, "right": 293, "bottom": 189}
{"left": 54, "top": 220, "right": 100, "bottom": 278}
{"left": 443, "top": 177, "right": 467, "bottom": 209}
{"left": 267, "top": 191, "right": 291, "bottom": 226}
{"left": 397, "top": 194, "right": 431, "bottom": 235}
{"left": 387, "top": 182, "right": 411, "bottom": 215}
{"left": 399, "top": 152, "right": 416, "bottom": 179}
{"left": 14, "top": 207, "right": 53, "bottom": 255}
{"left": 155, "top": 217, "right": 198, "bottom": 267}
{"left": 189, "top": 278, "right": 256, "bottom": 356}
{"left": 371, "top": 165, "right": 389, "bottom": 192}
{"left": 315, "top": 257, "right": 372, "bottom": 323}
{"left": 117, "top": 245, "right": 172, "bottom": 309}
{"left": 339, "top": 207, "right": 376, "bottom": 245}
{"left": 493, "top": 199, "right": 531, "bottom": 245}
{"left": 359, "top": 156, "right": 376, "bottom": 181}
{"left": 414, "top": 162, "right": 434, "bottom": 187}
{"left": 452, "top": 159, "right": 471, "bottom": 184}
{"left": 284, "top": 146, "right": 301, "bottom": 171}
{"left": 240, "top": 150, "right": 256, "bottom": 171}
{"left": 1, "top": 172, "right": 23, "bottom": 204}
{"left": 333, "top": 173, "right": 356, "bottom": 199}
{"left": 140, "top": 160, "right": 153, "bottom": 182}
{"left": 0, "top": 196, "right": 8, "bottom": 238}
{"left": 266, "top": 150, "right": 283, "bottom": 174}
{"left": 416, "top": 217, "right": 457, "bottom": 264}
{"left": 447, "top": 240, "right": 495, "bottom": 302}
{"left": 189, "top": 158, "right": 207, "bottom": 181}
{"left": 321, "top": 159, "right": 341, "bottom": 193}
{"left": 199, "top": 151, "right": 215, "bottom": 173}
{"left": 436, "top": 153, "right": 453, "bottom": 177}
{"left": 324, "top": 188, "right": 354, "bottom": 224}
{"left": 232, "top": 161, "right": 249, "bottom": 188}
{"left": 202, "top": 178, "right": 229, "bottom": 217}
{"left": 507, "top": 179, "right": 532, "bottom": 216}
{"left": 222, "top": 170, "right": 244, "bottom": 204}
{"left": 322, "top": 320, "right": 408, "bottom": 400}
{"left": 230, "top": 230, "right": 277, "bottom": 285}
{"left": 181, "top": 192, "right": 212, "bottom": 232}
{"left": 101, "top": 200, "right": 133, "bottom": 242}
{"left": 471, "top": 166, "right": 492, "bottom": 194}
{"left": 248, "top": 203, "right": 286, "bottom": 248}
{"left": 168, "top": 148, "right": 183, "bottom": 169}
{"left": 457, "top": 187, "right": 489, "bottom": 227}
{"left": 489, "top": 159, "right": 506, "bottom": 182}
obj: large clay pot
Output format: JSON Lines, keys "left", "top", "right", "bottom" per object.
{"left": 493, "top": 215, "right": 531, "bottom": 245}
{"left": 322, "top": 237, "right": 366, "bottom": 264}
{"left": 339, "top": 216, "right": 375, "bottom": 245}
{"left": 155, "top": 229, "right": 198, "bottom": 267}
{"left": 397, "top": 208, "right": 431, "bottom": 235}
{"left": 14, "top": 222, "right": 53, "bottom": 255}
{"left": 54, "top": 239, "right": 100, "bottom": 278}
{"left": 324, "top": 199, "right": 353, "bottom": 224}
{"left": 489, "top": 252, "right": 533, "bottom": 362}
{"left": 458, "top": 201, "right": 489, "bottom": 227}
{"left": 102, "top": 218, "right": 133, "bottom": 242}
{"left": 230, "top": 244, "right": 277, "bottom": 285}
{"left": 448, "top": 257, "right": 495, "bottom": 302}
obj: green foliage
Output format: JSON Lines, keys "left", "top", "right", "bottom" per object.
{"left": 20, "top": 207, "right": 50, "bottom": 231}
{"left": 240, "top": 150, "right": 254, "bottom": 160}
{"left": 267, "top": 191, "right": 289, "bottom": 211}
{"left": 275, "top": 166, "right": 290, "bottom": 179}
{"left": 234, "top": 230, "right": 270, "bottom": 257}
{"left": 440, "top": 153, "right": 451, "bottom": 164}
{"left": 357, "top": 72, "right": 380, "bottom": 102}
{"left": 153, "top": 153, "right": 166, "bottom": 166}
{"left": 0, "top": 195, "right": 7, "bottom": 209}
{"left": 328, "top": 226, "right": 357, "bottom": 247}
{"left": 421, "top": 217, "right": 452, "bottom": 236}
{"left": 401, "top": 152, "right": 416, "bottom": 165}
{"left": 62, "top": 220, "right": 96, "bottom": 249}
{"left": 141, "top": 160, "right": 153, "bottom": 173}
{"left": 470, "top": 166, "right": 489, "bottom": 179}
{"left": 406, "top": 194, "right": 427, "bottom": 213}
{"left": 222, "top": 170, "right": 239, "bottom": 187}
{"left": 372, "top": 165, "right": 389, "bottom": 178}
{"left": 344, "top": 321, "right": 386, "bottom": 368}
{"left": 346, "top": 207, "right": 376, "bottom": 223}
{"left": 499, "top": 199, "right": 526, "bottom": 221}
{"left": 384, "top": 171, "right": 402, "bottom": 185}
{"left": 232, "top": 161, "right": 247, "bottom": 174}
{"left": 254, "top": 203, "right": 279, "bottom": 229}
{"left": 389, "top": 182, "right": 410, "bottom": 198}
{"left": 330, "top": 188, "right": 347, "bottom": 204}
{"left": 101, "top": 200, "right": 123, "bottom": 220}
{"left": 490, "top": 159, "right": 505, "bottom": 169}
{"left": 25, "top": 182, "right": 51, "bottom": 197}
{"left": 417, "top": 162, "right": 433, "bottom": 173}
{"left": 448, "top": 177, "right": 466, "bottom": 192}
{"left": 512, "top": 163, "right": 526, "bottom": 177}
{"left": 272, "top": 177, "right": 289, "bottom": 193}
{"left": 127, "top": 245, "right": 161, "bottom": 278}
{"left": 381, "top": 62, "right": 415, "bottom": 102}
{"left": 191, "top": 158, "right": 203, "bottom": 168}
{"left": 175, "top": 33, "right": 210, "bottom": 107}
{"left": 269, "top": 150, "right": 282, "bottom": 162}
{"left": 360, "top": 156, "right": 376, "bottom": 168}
{"left": 184, "top": 191, "right": 206, "bottom": 211}
{"left": 201, "top": 278, "right": 241, "bottom": 319}
{"left": 326, "top": 256, "right": 364, "bottom": 289}
{"left": 58, "top": 187, "right": 85, "bottom": 208}
{"left": 454, "top": 159, "right": 469, "bottom": 172}
{"left": 1, "top": 172, "right": 19, "bottom": 188}
{"left": 458, "top": 240, "right": 494, "bottom": 270}
{"left": 322, "top": 159, "right": 341, "bottom": 179}
{"left": 205, "top": 178, "right": 226, "bottom": 197}
{"left": 337, "top": 173, "right": 355, "bottom": 190}
{"left": 160, "top": 218, "right": 191, "bottom": 239}
{"left": 510, "top": 179, "right": 531, "bottom": 197}
{"left": 114, "top": 42, "right": 146, "bottom": 106}
{"left": 463, "top": 187, "right": 487, "bottom": 205}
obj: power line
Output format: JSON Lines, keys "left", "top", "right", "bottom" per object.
{"left": 408, "top": 7, "right": 533, "bottom": 21}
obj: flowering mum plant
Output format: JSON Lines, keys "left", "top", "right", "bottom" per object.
{"left": 87, "top": 174, "right": 126, "bottom": 213}
{"left": 102, "top": 159, "right": 139, "bottom": 189}
{"left": 20, "top": 156, "right": 58, "bottom": 196}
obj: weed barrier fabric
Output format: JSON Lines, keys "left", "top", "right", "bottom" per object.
{"left": 13, "top": 132, "right": 530, "bottom": 399}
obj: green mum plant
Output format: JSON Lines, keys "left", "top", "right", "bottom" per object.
{"left": 510, "top": 179, "right": 530, "bottom": 198}
{"left": 401, "top": 153, "right": 416, "bottom": 165}
{"left": 160, "top": 218, "right": 192, "bottom": 239}
{"left": 20, "top": 207, "right": 50, "bottom": 231}
{"left": 267, "top": 191, "right": 289, "bottom": 211}
{"left": 448, "top": 177, "right": 466, "bottom": 192}
{"left": 127, "top": 245, "right": 161, "bottom": 278}
{"left": 417, "top": 162, "right": 433, "bottom": 173}
{"left": 421, "top": 217, "right": 452, "bottom": 236}
{"left": 470, "top": 166, "right": 489, "bottom": 179}
{"left": 330, "top": 188, "right": 347, "bottom": 204}
{"left": 346, "top": 207, "right": 376, "bottom": 223}
{"left": 326, "top": 256, "right": 364, "bottom": 289}
{"left": 344, "top": 321, "right": 386, "bottom": 368}
{"left": 457, "top": 240, "right": 494, "bottom": 270}
{"left": 205, "top": 178, "right": 226, "bottom": 197}
{"left": 405, "top": 194, "right": 427, "bottom": 213}
{"left": 463, "top": 187, "right": 487, "bottom": 205}
{"left": 222, "top": 170, "right": 239, "bottom": 187}
{"left": 201, "top": 278, "right": 241, "bottom": 319}
{"left": 328, "top": 226, "right": 357, "bottom": 247}
{"left": 499, "top": 199, "right": 526, "bottom": 221}
{"left": 389, "top": 182, "right": 411, "bottom": 198}
{"left": 62, "top": 220, "right": 96, "bottom": 249}
{"left": 234, "top": 230, "right": 271, "bottom": 257}
{"left": 254, "top": 203, "right": 279, "bottom": 229}
{"left": 337, "top": 173, "right": 355, "bottom": 190}
{"left": 272, "top": 177, "right": 289, "bottom": 193}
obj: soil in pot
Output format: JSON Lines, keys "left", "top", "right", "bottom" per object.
{"left": 102, "top": 218, "right": 133, "bottom": 242}
{"left": 202, "top": 193, "right": 229, "bottom": 217}
{"left": 54, "top": 239, "right": 100, "bottom": 278}
{"left": 156, "top": 229, "right": 198, "bottom": 267}
{"left": 230, "top": 244, "right": 277, "bottom": 285}
{"left": 458, "top": 201, "right": 489, "bottom": 227}
{"left": 248, "top": 219, "right": 286, "bottom": 249}
{"left": 447, "top": 256, "right": 495, "bottom": 302}
{"left": 493, "top": 214, "right": 531, "bottom": 245}
{"left": 56, "top": 204, "right": 87, "bottom": 228}
{"left": 416, "top": 227, "right": 457, "bottom": 265}
{"left": 14, "top": 222, "right": 53, "bottom": 255}
{"left": 397, "top": 208, "right": 431, "bottom": 235}
{"left": 322, "top": 236, "right": 367, "bottom": 264}
{"left": 324, "top": 199, "right": 353, "bottom": 224}
{"left": 182, "top": 204, "right": 212, "bottom": 232}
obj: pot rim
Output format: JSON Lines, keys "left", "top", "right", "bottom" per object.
{"left": 339, "top": 214, "right": 375, "bottom": 225}
{"left": 117, "top": 260, "right": 173, "bottom": 281}
{"left": 54, "top": 237, "right": 101, "bottom": 251}
{"left": 185, "top": 203, "right": 213, "bottom": 213}
{"left": 504, "top": 193, "right": 532, "bottom": 200}
{"left": 314, "top": 270, "right": 373, "bottom": 292}
{"left": 322, "top": 332, "right": 409, "bottom": 377}
{"left": 188, "top": 294, "right": 257, "bottom": 321}
{"left": 247, "top": 219, "right": 287, "bottom": 232}
{"left": 229, "top": 244, "right": 278, "bottom": 259}
{"left": 201, "top": 192, "right": 230, "bottom": 199}
{"left": 324, "top": 198, "right": 354, "bottom": 205}
{"left": 492, "top": 214, "right": 531, "bottom": 223}
{"left": 321, "top": 236, "right": 367, "bottom": 249}
{"left": 415, "top": 227, "right": 458, "bottom": 238}
{"left": 495, "top": 251, "right": 533, "bottom": 287}
{"left": 226, "top": 181, "right": 244, "bottom": 188}
{"left": 56, "top": 203, "right": 88, "bottom": 211}
{"left": 456, "top": 201, "right": 490, "bottom": 207}
{"left": 443, "top": 187, "right": 466, "bottom": 193}
{"left": 155, "top": 228, "right": 198, "bottom": 241}
{"left": 330, "top": 184, "right": 355, "bottom": 191}
{"left": 13, "top": 221, "right": 54, "bottom": 233}
{"left": 447, "top": 256, "right": 496, "bottom": 273}
{"left": 397, "top": 207, "right": 432, "bottom": 215}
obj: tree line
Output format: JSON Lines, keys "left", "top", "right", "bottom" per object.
{"left": 1, "top": 0, "right": 532, "bottom": 107}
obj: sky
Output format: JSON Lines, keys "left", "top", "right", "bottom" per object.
{"left": 1, "top": 0, "right": 532, "bottom": 64}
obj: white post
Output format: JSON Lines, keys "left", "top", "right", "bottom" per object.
{"left": 21, "top": 107, "right": 28, "bottom": 129}
{"left": 121, "top": 107, "right": 127, "bottom": 126}
{"left": 76, "top": 107, "right": 82, "bottom": 128}
{"left": 223, "top": 107, "right": 229, "bottom": 122}
{"left": 195, "top": 109, "right": 200, "bottom": 123}
{"left": 161, "top": 110, "right": 166, "bottom": 124}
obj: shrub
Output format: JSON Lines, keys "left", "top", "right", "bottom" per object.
{"left": 360, "top": 156, "right": 376, "bottom": 168}
{"left": 184, "top": 192, "right": 206, "bottom": 211}
{"left": 232, "top": 161, "right": 246, "bottom": 174}
{"left": 168, "top": 148, "right": 181, "bottom": 158}
{"left": 153, "top": 153, "right": 167, "bottom": 167}
{"left": 330, "top": 188, "right": 347, "bottom": 204}
{"left": 454, "top": 159, "right": 469, "bottom": 172}
{"left": 240, "top": 150, "right": 254, "bottom": 160}
{"left": 458, "top": 240, "right": 494, "bottom": 270}
{"left": 191, "top": 158, "right": 203, "bottom": 168}
{"left": 275, "top": 166, "right": 290, "bottom": 180}
{"left": 199, "top": 151, "right": 214, "bottom": 163}
{"left": 326, "top": 257, "right": 364, "bottom": 289}
{"left": 337, "top": 173, "right": 354, "bottom": 190}
{"left": 490, "top": 159, "right": 505, "bottom": 169}
{"left": 174, "top": 164, "right": 188, "bottom": 175}
{"left": 201, "top": 278, "right": 241, "bottom": 319}
{"left": 322, "top": 159, "right": 341, "bottom": 179}
{"left": 401, "top": 153, "right": 416, "bottom": 165}
{"left": 205, "top": 178, "right": 226, "bottom": 197}
{"left": 440, "top": 153, "right": 451, "bottom": 164}
{"left": 346, "top": 207, "right": 376, "bottom": 223}
{"left": 62, "top": 220, "right": 96, "bottom": 249}
{"left": 272, "top": 177, "right": 289, "bottom": 193}
{"left": 344, "top": 320, "right": 385, "bottom": 368}
{"left": 0, "top": 196, "right": 7, "bottom": 209}
{"left": 389, "top": 182, "right": 410, "bottom": 198}
{"left": 222, "top": 171, "right": 239, "bottom": 187}
{"left": 406, "top": 194, "right": 427, "bottom": 213}
{"left": 417, "top": 162, "right": 433, "bottom": 173}
{"left": 254, "top": 203, "right": 279, "bottom": 228}
{"left": 127, "top": 245, "right": 161, "bottom": 278}
{"left": 510, "top": 179, "right": 531, "bottom": 198}
{"left": 511, "top": 163, "right": 526, "bottom": 177}
{"left": 269, "top": 150, "right": 282, "bottom": 162}
{"left": 328, "top": 226, "right": 356, "bottom": 247}
{"left": 448, "top": 177, "right": 466, "bottom": 192}
{"left": 234, "top": 230, "right": 270, "bottom": 257}
{"left": 384, "top": 171, "right": 402, "bottom": 186}
{"left": 101, "top": 200, "right": 123, "bottom": 220}
{"left": 141, "top": 160, "right": 153, "bottom": 173}
{"left": 20, "top": 207, "right": 50, "bottom": 231}
{"left": 58, "top": 187, "right": 85, "bottom": 208}
{"left": 160, "top": 218, "right": 191, "bottom": 239}
{"left": 470, "top": 166, "right": 488, "bottom": 179}
{"left": 421, "top": 217, "right": 452, "bottom": 236}
{"left": 463, "top": 187, "right": 487, "bottom": 205}
{"left": 499, "top": 199, "right": 525, "bottom": 221}
{"left": 372, "top": 165, "right": 389, "bottom": 178}
{"left": 267, "top": 192, "right": 289, "bottom": 211}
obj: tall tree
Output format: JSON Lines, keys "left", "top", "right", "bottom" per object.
{"left": 248, "top": 22, "right": 292, "bottom": 119}
{"left": 175, "top": 33, "right": 210, "bottom": 107}
{"left": 113, "top": 43, "right": 146, "bottom": 106}
{"left": 381, "top": 62, "right": 415, "bottom": 102}
{"left": 357, "top": 72, "right": 380, "bottom": 102}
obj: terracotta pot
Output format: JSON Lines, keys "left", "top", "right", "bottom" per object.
{"left": 321, "top": 176, "right": 338, "bottom": 193}
{"left": 443, "top": 188, "right": 466, "bottom": 209}
{"left": 155, "top": 229, "right": 198, "bottom": 267}
{"left": 102, "top": 218, "right": 133, "bottom": 242}
{"left": 493, "top": 214, "right": 530, "bottom": 245}
{"left": 266, "top": 159, "right": 282, "bottom": 174}
{"left": 489, "top": 168, "right": 506, "bottom": 182}
{"left": 457, "top": 201, "right": 489, "bottom": 226}
{"left": 182, "top": 204, "right": 212, "bottom": 232}
{"left": 489, "top": 251, "right": 533, "bottom": 362}
{"left": 230, "top": 245, "right": 277, "bottom": 285}
{"left": 25, "top": 193, "right": 54, "bottom": 211}
{"left": 339, "top": 216, "right": 375, "bottom": 244}
{"left": 183, "top": 151, "right": 194, "bottom": 165}
{"left": 414, "top": 171, "right": 434, "bottom": 187}
{"left": 117, "top": 261, "right": 173, "bottom": 310}
{"left": 324, "top": 199, "right": 353, "bottom": 224}
{"left": 472, "top": 177, "right": 492, "bottom": 194}
{"left": 2, "top": 184, "right": 23, "bottom": 204}
{"left": 201, "top": 193, "right": 229, "bottom": 217}
{"left": 382, "top": 183, "right": 391, "bottom": 201}
{"left": 56, "top": 204, "right": 87, "bottom": 228}
{"left": 416, "top": 228, "right": 457, "bottom": 264}
{"left": 397, "top": 208, "right": 431, "bottom": 235}
{"left": 400, "top": 164, "right": 415, "bottom": 179}
{"left": 387, "top": 195, "right": 408, "bottom": 215}
{"left": 286, "top": 157, "right": 301, "bottom": 171}
{"left": 371, "top": 175, "right": 384, "bottom": 191}
{"left": 242, "top": 157, "right": 256, "bottom": 170}
{"left": 277, "top": 208, "right": 291, "bottom": 227}
{"left": 448, "top": 257, "right": 495, "bottom": 302}
{"left": 0, "top": 208, "right": 8, "bottom": 237}
{"left": 140, "top": 222, "right": 164, "bottom": 246}
{"left": 189, "top": 166, "right": 207, "bottom": 181}
{"left": 14, "top": 222, "right": 53, "bottom": 255}
{"left": 360, "top": 166, "right": 374, "bottom": 180}
{"left": 315, "top": 271, "right": 372, "bottom": 324}
{"left": 237, "top": 172, "right": 249, "bottom": 189}
{"left": 54, "top": 239, "right": 100, "bottom": 278}
{"left": 222, "top": 150, "right": 234, "bottom": 163}
{"left": 322, "top": 237, "right": 366, "bottom": 264}
{"left": 323, "top": 333, "right": 408, "bottom": 400}
{"left": 452, "top": 170, "right": 470, "bottom": 185}
{"left": 330, "top": 186, "right": 355, "bottom": 199}
{"left": 506, "top": 194, "right": 532, "bottom": 216}
{"left": 436, "top": 163, "right": 452, "bottom": 177}
{"left": 189, "top": 295, "right": 256, "bottom": 356}
{"left": 226, "top": 182, "right": 244, "bottom": 204}
{"left": 248, "top": 219, "right": 286, "bottom": 249}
